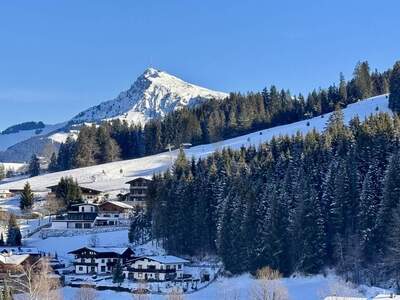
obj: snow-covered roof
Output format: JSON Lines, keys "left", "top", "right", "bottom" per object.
{"left": 100, "top": 200, "right": 133, "bottom": 209}
{"left": 374, "top": 295, "right": 400, "bottom": 300}
{"left": 0, "top": 247, "right": 40, "bottom": 255}
{"left": 136, "top": 255, "right": 189, "bottom": 264}
{"left": 0, "top": 253, "right": 30, "bottom": 265}
{"left": 69, "top": 246, "right": 132, "bottom": 255}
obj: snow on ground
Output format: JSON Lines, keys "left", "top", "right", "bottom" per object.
{"left": 0, "top": 123, "right": 65, "bottom": 151}
{"left": 48, "top": 131, "right": 78, "bottom": 144}
{"left": 0, "top": 95, "right": 390, "bottom": 195}
{"left": 25, "top": 229, "right": 129, "bottom": 260}
{"left": 59, "top": 273, "right": 387, "bottom": 300}
{"left": 0, "top": 162, "right": 27, "bottom": 172}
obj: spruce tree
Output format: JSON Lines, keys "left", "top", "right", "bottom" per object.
{"left": 112, "top": 260, "right": 124, "bottom": 286}
{"left": 48, "top": 152, "right": 58, "bottom": 172}
{"left": 353, "top": 61, "right": 372, "bottom": 100}
{"left": 20, "top": 182, "right": 34, "bottom": 210}
{"left": 28, "top": 154, "right": 40, "bottom": 177}
{"left": 389, "top": 61, "right": 400, "bottom": 113}
{"left": 6, "top": 214, "right": 22, "bottom": 246}
{"left": 375, "top": 150, "right": 400, "bottom": 255}
{"left": 0, "top": 233, "right": 4, "bottom": 246}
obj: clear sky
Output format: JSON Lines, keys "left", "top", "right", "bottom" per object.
{"left": 0, "top": 0, "right": 399, "bottom": 130}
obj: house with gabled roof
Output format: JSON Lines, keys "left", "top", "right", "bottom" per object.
{"left": 123, "top": 255, "right": 189, "bottom": 281}
{"left": 68, "top": 246, "right": 135, "bottom": 275}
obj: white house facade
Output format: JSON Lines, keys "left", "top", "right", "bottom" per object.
{"left": 69, "top": 247, "right": 135, "bottom": 275}
{"left": 123, "top": 255, "right": 189, "bottom": 281}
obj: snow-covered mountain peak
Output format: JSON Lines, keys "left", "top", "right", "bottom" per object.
{"left": 71, "top": 68, "right": 228, "bottom": 125}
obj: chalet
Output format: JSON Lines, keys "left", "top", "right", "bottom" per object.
{"left": 79, "top": 186, "right": 107, "bottom": 203}
{"left": 125, "top": 177, "right": 151, "bottom": 206}
{"left": 47, "top": 185, "right": 107, "bottom": 203}
{"left": 96, "top": 201, "right": 134, "bottom": 227}
{"left": 51, "top": 203, "right": 98, "bottom": 229}
{"left": 0, "top": 253, "right": 30, "bottom": 274}
{"left": 0, "top": 189, "right": 12, "bottom": 199}
{"left": 51, "top": 201, "right": 133, "bottom": 229}
{"left": 69, "top": 246, "right": 135, "bottom": 275}
{"left": 0, "top": 248, "right": 42, "bottom": 276}
{"left": 123, "top": 255, "right": 189, "bottom": 282}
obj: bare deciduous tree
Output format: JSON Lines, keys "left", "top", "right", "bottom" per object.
{"left": 132, "top": 281, "right": 150, "bottom": 300}
{"left": 318, "top": 277, "right": 362, "bottom": 299}
{"left": 43, "top": 194, "right": 65, "bottom": 214}
{"left": 250, "top": 266, "right": 290, "bottom": 300}
{"left": 75, "top": 284, "right": 98, "bottom": 300}
{"left": 11, "top": 257, "right": 62, "bottom": 300}
{"left": 88, "top": 234, "right": 99, "bottom": 247}
{"left": 165, "top": 287, "right": 185, "bottom": 300}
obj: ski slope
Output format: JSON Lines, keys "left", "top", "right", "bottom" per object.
{"left": 0, "top": 94, "right": 390, "bottom": 194}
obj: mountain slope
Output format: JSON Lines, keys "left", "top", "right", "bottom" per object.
{"left": 0, "top": 123, "right": 65, "bottom": 152}
{"left": 0, "top": 94, "right": 390, "bottom": 193}
{"left": 71, "top": 68, "right": 228, "bottom": 125}
{"left": 0, "top": 68, "right": 228, "bottom": 162}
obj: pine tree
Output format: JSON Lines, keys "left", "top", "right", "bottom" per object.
{"left": 20, "top": 182, "right": 34, "bottom": 210}
{"left": 55, "top": 177, "right": 82, "bottom": 207}
{"left": 0, "top": 233, "right": 4, "bottom": 246}
{"left": 48, "top": 152, "right": 58, "bottom": 172}
{"left": 389, "top": 61, "right": 400, "bottom": 113}
{"left": 6, "top": 214, "right": 22, "bottom": 246}
{"left": 300, "top": 182, "right": 326, "bottom": 274}
{"left": 358, "top": 161, "right": 382, "bottom": 261}
{"left": 375, "top": 150, "right": 400, "bottom": 255}
{"left": 28, "top": 154, "right": 40, "bottom": 177}
{"left": 112, "top": 260, "right": 124, "bottom": 286}
{"left": 353, "top": 61, "right": 372, "bottom": 100}
{"left": 339, "top": 72, "right": 347, "bottom": 103}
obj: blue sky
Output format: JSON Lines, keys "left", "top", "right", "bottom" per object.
{"left": 0, "top": 1, "right": 399, "bottom": 130}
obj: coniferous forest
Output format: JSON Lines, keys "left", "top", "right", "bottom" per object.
{"left": 147, "top": 109, "right": 400, "bottom": 287}
{"left": 52, "top": 61, "right": 391, "bottom": 171}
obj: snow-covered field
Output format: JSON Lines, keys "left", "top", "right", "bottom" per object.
{"left": 26, "top": 229, "right": 130, "bottom": 261}
{"left": 0, "top": 94, "right": 390, "bottom": 195}
{"left": 59, "top": 273, "right": 386, "bottom": 300}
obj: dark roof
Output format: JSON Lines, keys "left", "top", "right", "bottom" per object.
{"left": 68, "top": 247, "right": 134, "bottom": 256}
{"left": 125, "top": 177, "right": 152, "bottom": 185}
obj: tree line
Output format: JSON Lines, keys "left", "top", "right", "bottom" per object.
{"left": 50, "top": 60, "right": 394, "bottom": 171}
{"left": 146, "top": 109, "right": 400, "bottom": 287}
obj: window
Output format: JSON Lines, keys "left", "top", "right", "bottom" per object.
{"left": 91, "top": 207, "right": 94, "bottom": 212}
{"left": 78, "top": 267, "right": 83, "bottom": 271}
{"left": 138, "top": 265, "right": 142, "bottom": 269}
{"left": 75, "top": 223, "right": 82, "bottom": 229}
{"left": 114, "top": 214, "right": 119, "bottom": 218}
{"left": 101, "top": 266, "right": 106, "bottom": 272}
{"left": 84, "top": 223, "right": 91, "bottom": 228}
{"left": 177, "top": 264, "right": 182, "bottom": 270}
{"left": 166, "top": 265, "right": 170, "bottom": 270}
{"left": 81, "top": 207, "right": 84, "bottom": 212}
{"left": 101, "top": 259, "right": 105, "bottom": 263}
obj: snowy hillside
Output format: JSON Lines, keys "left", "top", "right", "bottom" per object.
{"left": 71, "top": 68, "right": 228, "bottom": 125}
{"left": 0, "top": 123, "right": 65, "bottom": 152}
{"left": 0, "top": 94, "right": 390, "bottom": 193}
